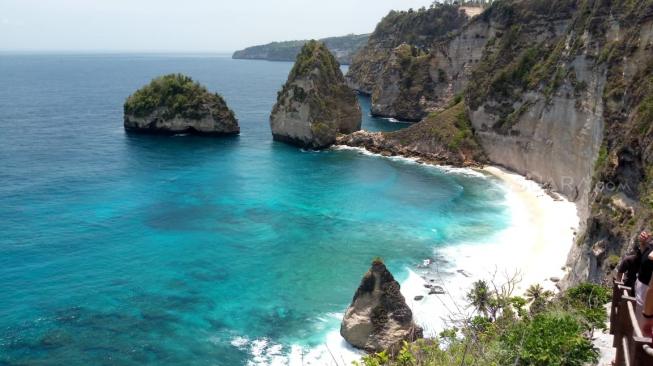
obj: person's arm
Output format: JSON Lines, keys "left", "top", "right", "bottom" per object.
{"left": 616, "top": 257, "right": 630, "bottom": 283}
{"left": 642, "top": 253, "right": 653, "bottom": 337}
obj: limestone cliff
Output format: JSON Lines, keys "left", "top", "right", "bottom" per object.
{"left": 368, "top": 17, "right": 491, "bottom": 121}
{"left": 346, "top": 4, "right": 470, "bottom": 95}
{"left": 270, "top": 40, "right": 361, "bottom": 149}
{"left": 340, "top": 260, "right": 423, "bottom": 352}
{"left": 462, "top": 0, "right": 653, "bottom": 288}
{"left": 343, "top": 0, "right": 653, "bottom": 287}
{"left": 124, "top": 74, "right": 239, "bottom": 135}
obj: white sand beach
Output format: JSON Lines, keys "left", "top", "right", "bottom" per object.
{"left": 403, "top": 165, "right": 580, "bottom": 337}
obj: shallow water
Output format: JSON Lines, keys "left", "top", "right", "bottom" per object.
{"left": 0, "top": 54, "right": 510, "bottom": 365}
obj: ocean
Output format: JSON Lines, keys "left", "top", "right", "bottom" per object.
{"left": 0, "top": 54, "right": 511, "bottom": 365}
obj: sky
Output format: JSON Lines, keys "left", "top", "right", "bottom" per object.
{"left": 0, "top": 0, "right": 436, "bottom": 52}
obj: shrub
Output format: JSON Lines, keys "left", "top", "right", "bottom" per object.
{"left": 498, "top": 310, "right": 599, "bottom": 366}
{"left": 355, "top": 282, "right": 606, "bottom": 366}
{"left": 560, "top": 283, "right": 610, "bottom": 331}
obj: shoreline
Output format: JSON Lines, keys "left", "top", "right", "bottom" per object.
{"left": 402, "top": 165, "right": 579, "bottom": 337}
{"left": 247, "top": 147, "right": 581, "bottom": 364}
{"left": 481, "top": 166, "right": 578, "bottom": 294}
{"left": 333, "top": 145, "right": 579, "bottom": 338}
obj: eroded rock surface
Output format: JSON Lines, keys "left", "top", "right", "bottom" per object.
{"left": 270, "top": 40, "right": 361, "bottom": 149}
{"left": 124, "top": 74, "right": 239, "bottom": 135}
{"left": 340, "top": 260, "right": 423, "bottom": 352}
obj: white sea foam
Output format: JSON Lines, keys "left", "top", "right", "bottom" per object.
{"left": 231, "top": 336, "right": 249, "bottom": 349}
{"left": 333, "top": 145, "right": 488, "bottom": 179}
{"left": 400, "top": 165, "right": 579, "bottom": 340}
{"left": 231, "top": 331, "right": 362, "bottom": 366}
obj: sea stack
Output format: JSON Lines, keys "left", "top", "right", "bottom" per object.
{"left": 124, "top": 74, "right": 239, "bottom": 135}
{"left": 340, "top": 259, "right": 423, "bottom": 352}
{"left": 270, "top": 40, "right": 361, "bottom": 149}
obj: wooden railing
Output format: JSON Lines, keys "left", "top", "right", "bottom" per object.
{"left": 610, "top": 280, "right": 653, "bottom": 366}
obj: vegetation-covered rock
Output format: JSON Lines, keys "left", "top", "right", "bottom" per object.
{"left": 124, "top": 74, "right": 239, "bottom": 135}
{"left": 232, "top": 34, "right": 369, "bottom": 65}
{"left": 369, "top": 44, "right": 438, "bottom": 121}
{"left": 341, "top": 259, "right": 423, "bottom": 353}
{"left": 347, "top": 4, "right": 470, "bottom": 95}
{"left": 337, "top": 101, "right": 485, "bottom": 166}
{"left": 270, "top": 40, "right": 361, "bottom": 149}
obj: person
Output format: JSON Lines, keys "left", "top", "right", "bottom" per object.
{"left": 635, "top": 231, "right": 653, "bottom": 336}
{"left": 617, "top": 239, "right": 646, "bottom": 287}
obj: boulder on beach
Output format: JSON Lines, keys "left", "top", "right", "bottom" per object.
{"left": 124, "top": 74, "right": 239, "bottom": 135}
{"left": 270, "top": 40, "right": 361, "bottom": 149}
{"left": 429, "top": 286, "right": 445, "bottom": 295}
{"left": 340, "top": 259, "right": 423, "bottom": 352}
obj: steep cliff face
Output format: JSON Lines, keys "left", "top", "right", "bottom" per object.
{"left": 345, "top": 0, "right": 653, "bottom": 287}
{"left": 340, "top": 260, "right": 423, "bottom": 352}
{"left": 369, "top": 17, "right": 493, "bottom": 121}
{"left": 560, "top": 0, "right": 653, "bottom": 286}
{"left": 270, "top": 41, "right": 361, "bottom": 149}
{"left": 463, "top": 0, "right": 653, "bottom": 287}
{"left": 346, "top": 5, "right": 470, "bottom": 95}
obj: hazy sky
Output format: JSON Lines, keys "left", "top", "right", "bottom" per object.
{"left": 0, "top": 0, "right": 436, "bottom": 52}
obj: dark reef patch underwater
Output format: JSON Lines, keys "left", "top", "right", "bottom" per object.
{"left": 0, "top": 54, "right": 509, "bottom": 365}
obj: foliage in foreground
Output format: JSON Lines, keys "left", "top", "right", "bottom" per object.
{"left": 354, "top": 282, "right": 608, "bottom": 366}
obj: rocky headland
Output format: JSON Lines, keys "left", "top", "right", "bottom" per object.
{"left": 270, "top": 40, "right": 361, "bottom": 149}
{"left": 346, "top": 4, "right": 472, "bottom": 121}
{"left": 337, "top": 101, "right": 484, "bottom": 167}
{"left": 124, "top": 74, "right": 239, "bottom": 135}
{"left": 340, "top": 259, "right": 423, "bottom": 353}
{"left": 232, "top": 34, "right": 369, "bottom": 65}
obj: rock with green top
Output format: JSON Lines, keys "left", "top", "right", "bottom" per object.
{"left": 124, "top": 74, "right": 239, "bottom": 135}
{"left": 270, "top": 40, "right": 361, "bottom": 149}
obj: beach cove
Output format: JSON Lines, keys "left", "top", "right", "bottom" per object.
{"left": 316, "top": 149, "right": 579, "bottom": 365}
{"left": 0, "top": 54, "right": 576, "bottom": 365}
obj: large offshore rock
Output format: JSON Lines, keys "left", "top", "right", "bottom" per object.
{"left": 270, "top": 40, "right": 361, "bottom": 149}
{"left": 124, "top": 74, "right": 239, "bottom": 135}
{"left": 340, "top": 260, "right": 422, "bottom": 352}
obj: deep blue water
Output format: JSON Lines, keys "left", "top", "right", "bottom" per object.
{"left": 0, "top": 54, "right": 510, "bottom": 365}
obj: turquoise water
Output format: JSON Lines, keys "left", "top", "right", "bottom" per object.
{"left": 0, "top": 55, "right": 510, "bottom": 365}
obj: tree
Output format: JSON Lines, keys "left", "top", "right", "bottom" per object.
{"left": 467, "top": 280, "right": 491, "bottom": 317}
{"left": 525, "top": 283, "right": 554, "bottom": 314}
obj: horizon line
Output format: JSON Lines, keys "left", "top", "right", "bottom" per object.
{"left": 0, "top": 49, "right": 237, "bottom": 55}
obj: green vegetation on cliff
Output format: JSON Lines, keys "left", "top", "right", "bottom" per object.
{"left": 124, "top": 74, "right": 234, "bottom": 121}
{"left": 370, "top": 44, "right": 436, "bottom": 121}
{"left": 270, "top": 40, "right": 361, "bottom": 148}
{"left": 385, "top": 101, "right": 483, "bottom": 162}
{"left": 232, "top": 34, "right": 369, "bottom": 64}
{"left": 347, "top": 4, "right": 469, "bottom": 94}
{"left": 465, "top": 0, "right": 579, "bottom": 126}
{"left": 371, "top": 4, "right": 469, "bottom": 49}
{"left": 355, "top": 282, "right": 608, "bottom": 366}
